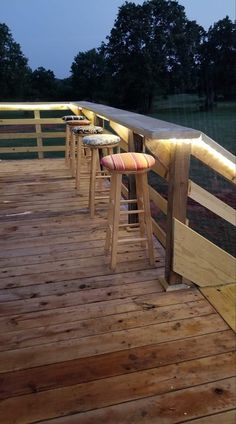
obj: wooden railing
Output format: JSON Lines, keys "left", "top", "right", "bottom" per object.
{"left": 0, "top": 101, "right": 235, "bottom": 289}
{"left": 0, "top": 102, "right": 78, "bottom": 158}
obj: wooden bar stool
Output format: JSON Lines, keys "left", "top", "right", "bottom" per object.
{"left": 101, "top": 152, "right": 155, "bottom": 271}
{"left": 72, "top": 125, "right": 103, "bottom": 190}
{"left": 82, "top": 134, "right": 121, "bottom": 218}
{"left": 62, "top": 115, "right": 90, "bottom": 172}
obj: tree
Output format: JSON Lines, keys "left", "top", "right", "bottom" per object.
{"left": 199, "top": 16, "right": 236, "bottom": 109}
{"left": 0, "top": 23, "right": 31, "bottom": 100}
{"left": 165, "top": 19, "right": 205, "bottom": 94}
{"left": 30, "top": 67, "right": 57, "bottom": 100}
{"left": 55, "top": 77, "right": 75, "bottom": 101}
{"left": 102, "top": 2, "right": 155, "bottom": 111}
{"left": 104, "top": 0, "right": 204, "bottom": 112}
{"left": 71, "top": 48, "right": 107, "bottom": 102}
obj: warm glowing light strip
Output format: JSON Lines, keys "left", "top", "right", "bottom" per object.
{"left": 169, "top": 136, "right": 235, "bottom": 174}
{"left": 0, "top": 103, "right": 71, "bottom": 111}
{"left": 96, "top": 114, "right": 110, "bottom": 122}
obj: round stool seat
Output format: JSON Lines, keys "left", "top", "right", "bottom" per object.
{"left": 83, "top": 134, "right": 120, "bottom": 147}
{"left": 101, "top": 152, "right": 155, "bottom": 172}
{"left": 62, "top": 115, "right": 87, "bottom": 122}
{"left": 66, "top": 119, "right": 90, "bottom": 126}
{"left": 72, "top": 125, "right": 103, "bottom": 135}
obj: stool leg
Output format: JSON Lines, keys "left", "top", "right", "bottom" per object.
{"left": 76, "top": 135, "right": 82, "bottom": 190}
{"left": 85, "top": 147, "right": 91, "bottom": 172}
{"left": 136, "top": 173, "right": 146, "bottom": 248}
{"left": 111, "top": 173, "right": 122, "bottom": 271}
{"left": 106, "top": 148, "right": 114, "bottom": 176}
{"left": 89, "top": 148, "right": 99, "bottom": 218}
{"left": 141, "top": 172, "right": 154, "bottom": 266}
{"left": 105, "top": 174, "right": 116, "bottom": 253}
{"left": 65, "top": 125, "right": 70, "bottom": 165}
{"left": 70, "top": 132, "right": 76, "bottom": 177}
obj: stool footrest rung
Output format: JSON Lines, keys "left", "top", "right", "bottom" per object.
{"left": 97, "top": 170, "right": 110, "bottom": 174}
{"left": 120, "top": 209, "right": 144, "bottom": 215}
{"left": 118, "top": 223, "right": 140, "bottom": 228}
{"left": 118, "top": 237, "right": 147, "bottom": 244}
{"left": 96, "top": 175, "right": 111, "bottom": 179}
{"left": 120, "top": 199, "right": 137, "bottom": 204}
{"left": 95, "top": 196, "right": 109, "bottom": 200}
{"left": 108, "top": 223, "right": 140, "bottom": 231}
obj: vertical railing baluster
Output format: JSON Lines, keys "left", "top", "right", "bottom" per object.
{"left": 165, "top": 141, "right": 191, "bottom": 285}
{"left": 127, "top": 130, "right": 144, "bottom": 224}
{"left": 34, "top": 110, "right": 43, "bottom": 159}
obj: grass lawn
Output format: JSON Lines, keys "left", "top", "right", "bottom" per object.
{"left": 0, "top": 110, "right": 66, "bottom": 160}
{"left": 149, "top": 94, "right": 235, "bottom": 255}
{"left": 150, "top": 94, "right": 236, "bottom": 154}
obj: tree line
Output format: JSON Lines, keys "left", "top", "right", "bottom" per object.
{"left": 0, "top": 0, "right": 235, "bottom": 112}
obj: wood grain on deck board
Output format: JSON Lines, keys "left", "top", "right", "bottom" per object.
{"left": 0, "top": 158, "right": 235, "bottom": 424}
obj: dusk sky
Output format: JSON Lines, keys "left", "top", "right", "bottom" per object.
{"left": 1, "top": 0, "right": 235, "bottom": 79}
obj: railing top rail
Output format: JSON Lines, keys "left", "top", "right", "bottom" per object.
{"left": 0, "top": 102, "right": 72, "bottom": 111}
{"left": 76, "top": 101, "right": 235, "bottom": 177}
{"left": 75, "top": 101, "right": 201, "bottom": 140}
{"left": 0, "top": 100, "right": 234, "bottom": 181}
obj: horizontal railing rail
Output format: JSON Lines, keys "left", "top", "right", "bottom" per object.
{"left": 0, "top": 102, "right": 79, "bottom": 159}
{"left": 0, "top": 100, "right": 235, "bottom": 289}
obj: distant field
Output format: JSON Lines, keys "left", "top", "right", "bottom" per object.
{"left": 0, "top": 110, "right": 66, "bottom": 160}
{"left": 150, "top": 94, "right": 236, "bottom": 155}
{"left": 149, "top": 94, "right": 235, "bottom": 255}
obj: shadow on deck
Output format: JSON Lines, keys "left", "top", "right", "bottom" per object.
{"left": 0, "top": 159, "right": 235, "bottom": 423}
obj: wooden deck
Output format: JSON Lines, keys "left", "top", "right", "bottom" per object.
{"left": 0, "top": 158, "right": 235, "bottom": 424}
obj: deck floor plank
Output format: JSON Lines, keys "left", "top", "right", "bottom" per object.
{"left": 0, "top": 158, "right": 235, "bottom": 424}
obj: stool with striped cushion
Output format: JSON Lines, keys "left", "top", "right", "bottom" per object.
{"left": 62, "top": 115, "right": 90, "bottom": 171}
{"left": 101, "top": 152, "right": 155, "bottom": 271}
{"left": 82, "top": 134, "right": 120, "bottom": 218}
{"left": 72, "top": 125, "right": 103, "bottom": 190}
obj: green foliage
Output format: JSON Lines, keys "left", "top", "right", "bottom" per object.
{"left": 199, "top": 16, "right": 236, "bottom": 109}
{"left": 55, "top": 77, "right": 75, "bottom": 101}
{"left": 30, "top": 67, "right": 57, "bottom": 100}
{"left": 0, "top": 23, "right": 31, "bottom": 100}
{"left": 71, "top": 48, "right": 107, "bottom": 102}
{"left": 1, "top": 3, "right": 235, "bottom": 112}
{"left": 103, "top": 0, "right": 204, "bottom": 112}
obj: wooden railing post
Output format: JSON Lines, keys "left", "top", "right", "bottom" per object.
{"left": 128, "top": 130, "right": 144, "bottom": 223}
{"left": 34, "top": 110, "right": 43, "bottom": 159}
{"left": 165, "top": 142, "right": 191, "bottom": 285}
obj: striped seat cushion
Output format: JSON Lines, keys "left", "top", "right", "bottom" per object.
{"left": 101, "top": 152, "right": 155, "bottom": 172}
{"left": 72, "top": 125, "right": 103, "bottom": 135}
{"left": 62, "top": 115, "right": 86, "bottom": 121}
{"left": 83, "top": 134, "right": 120, "bottom": 146}
{"left": 67, "top": 119, "right": 91, "bottom": 126}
